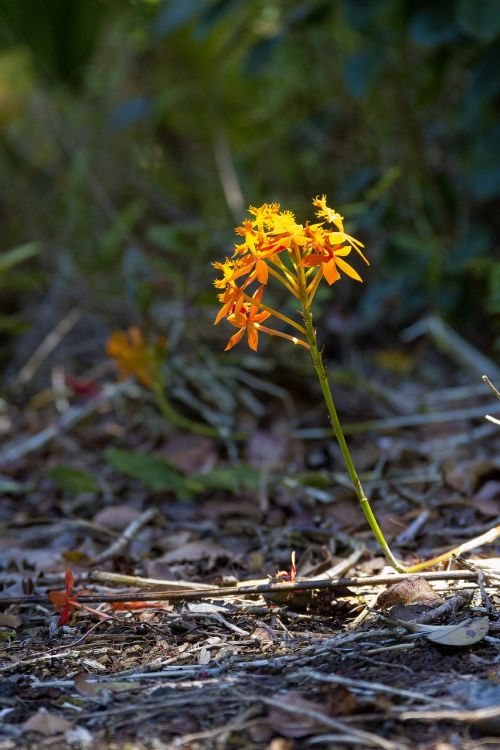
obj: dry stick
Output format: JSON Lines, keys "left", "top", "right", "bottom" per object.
{"left": 402, "top": 314, "right": 500, "bottom": 380}
{"left": 90, "top": 571, "right": 214, "bottom": 591}
{"left": 261, "top": 696, "right": 398, "bottom": 750}
{"left": 398, "top": 706, "right": 500, "bottom": 724}
{"left": 483, "top": 375, "right": 500, "bottom": 426}
{"left": 0, "top": 570, "right": 481, "bottom": 607}
{"left": 0, "top": 382, "right": 132, "bottom": 466}
{"left": 395, "top": 510, "right": 430, "bottom": 546}
{"left": 411, "top": 592, "right": 471, "bottom": 625}
{"left": 483, "top": 374, "right": 500, "bottom": 400}
{"left": 295, "top": 668, "right": 435, "bottom": 704}
{"left": 90, "top": 508, "right": 158, "bottom": 564}
{"left": 404, "top": 522, "right": 500, "bottom": 573}
{"left": 314, "top": 534, "right": 365, "bottom": 580}
{"left": 293, "top": 402, "right": 500, "bottom": 438}
{"left": 14, "top": 307, "right": 81, "bottom": 388}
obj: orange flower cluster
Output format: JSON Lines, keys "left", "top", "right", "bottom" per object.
{"left": 106, "top": 326, "right": 167, "bottom": 388}
{"left": 213, "top": 196, "right": 368, "bottom": 351}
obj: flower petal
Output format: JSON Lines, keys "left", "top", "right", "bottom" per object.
{"left": 255, "top": 259, "right": 269, "bottom": 284}
{"left": 335, "top": 256, "right": 363, "bottom": 282}
{"left": 302, "top": 253, "right": 326, "bottom": 267}
{"left": 323, "top": 258, "right": 341, "bottom": 285}
{"left": 331, "top": 245, "right": 351, "bottom": 257}
{"left": 65, "top": 569, "right": 74, "bottom": 596}
{"left": 224, "top": 328, "right": 245, "bottom": 351}
{"left": 247, "top": 325, "right": 259, "bottom": 351}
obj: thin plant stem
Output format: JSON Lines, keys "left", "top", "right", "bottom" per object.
{"left": 306, "top": 268, "right": 323, "bottom": 307}
{"left": 270, "top": 255, "right": 300, "bottom": 290}
{"left": 293, "top": 243, "right": 404, "bottom": 571}
{"left": 241, "top": 291, "right": 306, "bottom": 334}
{"left": 254, "top": 323, "right": 310, "bottom": 350}
{"left": 267, "top": 264, "right": 301, "bottom": 298}
{"left": 153, "top": 384, "right": 245, "bottom": 440}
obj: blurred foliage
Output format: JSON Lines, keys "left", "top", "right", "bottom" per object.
{"left": 0, "top": 0, "right": 498, "bottom": 373}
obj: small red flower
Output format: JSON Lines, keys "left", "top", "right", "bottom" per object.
{"left": 48, "top": 569, "right": 85, "bottom": 625}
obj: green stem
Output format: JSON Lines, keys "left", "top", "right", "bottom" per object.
{"left": 294, "top": 250, "right": 404, "bottom": 571}
{"left": 153, "top": 384, "right": 246, "bottom": 440}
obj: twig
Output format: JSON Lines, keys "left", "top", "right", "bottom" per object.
{"left": 314, "top": 532, "right": 365, "bottom": 580}
{"left": 0, "top": 382, "right": 132, "bottom": 466}
{"left": 423, "top": 381, "right": 494, "bottom": 405}
{"left": 90, "top": 508, "right": 157, "bottom": 564}
{"left": 405, "top": 523, "right": 500, "bottom": 572}
{"left": 412, "top": 592, "right": 471, "bottom": 624}
{"left": 402, "top": 315, "right": 500, "bottom": 380}
{"left": 398, "top": 705, "right": 500, "bottom": 723}
{"left": 261, "top": 696, "right": 398, "bottom": 750}
{"left": 405, "top": 422, "right": 497, "bottom": 455}
{"left": 0, "top": 570, "right": 481, "bottom": 607}
{"left": 477, "top": 571, "right": 496, "bottom": 614}
{"left": 295, "top": 668, "right": 435, "bottom": 703}
{"left": 90, "top": 571, "right": 214, "bottom": 590}
{"left": 452, "top": 555, "right": 498, "bottom": 612}
{"left": 293, "top": 402, "right": 500, "bottom": 437}
{"left": 395, "top": 510, "right": 430, "bottom": 546}
{"left": 0, "top": 650, "right": 81, "bottom": 673}
{"left": 14, "top": 308, "right": 81, "bottom": 388}
{"left": 483, "top": 374, "right": 500, "bottom": 400}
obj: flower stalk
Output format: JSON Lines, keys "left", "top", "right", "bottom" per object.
{"left": 211, "top": 196, "right": 493, "bottom": 572}
{"left": 301, "top": 302, "right": 404, "bottom": 571}
{"left": 212, "top": 197, "right": 408, "bottom": 569}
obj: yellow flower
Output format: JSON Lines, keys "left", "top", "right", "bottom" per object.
{"left": 213, "top": 196, "right": 368, "bottom": 341}
{"left": 302, "top": 242, "right": 363, "bottom": 284}
{"left": 248, "top": 202, "right": 280, "bottom": 231}
{"left": 311, "top": 195, "right": 369, "bottom": 266}
{"left": 106, "top": 327, "right": 166, "bottom": 388}
{"left": 313, "top": 194, "right": 345, "bottom": 231}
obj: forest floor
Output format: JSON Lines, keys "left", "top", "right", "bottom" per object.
{"left": 0, "top": 324, "right": 499, "bottom": 750}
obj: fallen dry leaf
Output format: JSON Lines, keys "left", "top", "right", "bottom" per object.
{"left": 444, "top": 457, "right": 499, "bottom": 495}
{"left": 93, "top": 504, "right": 141, "bottom": 530}
{"left": 0, "top": 612, "right": 22, "bottom": 628}
{"left": 424, "top": 617, "right": 489, "bottom": 647}
{"left": 251, "top": 626, "right": 275, "bottom": 643}
{"left": 325, "top": 498, "right": 364, "bottom": 531}
{"left": 23, "top": 709, "right": 74, "bottom": 736}
{"left": 74, "top": 671, "right": 104, "bottom": 698}
{"left": 246, "top": 429, "right": 288, "bottom": 469}
{"left": 267, "top": 691, "right": 332, "bottom": 738}
{"left": 162, "top": 434, "right": 217, "bottom": 474}
{"left": 160, "top": 540, "right": 235, "bottom": 565}
{"left": 474, "top": 479, "right": 500, "bottom": 518}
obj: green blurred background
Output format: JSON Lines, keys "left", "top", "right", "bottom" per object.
{"left": 1, "top": 0, "right": 499, "bottom": 383}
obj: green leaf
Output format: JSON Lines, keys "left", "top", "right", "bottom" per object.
{"left": 46, "top": 466, "right": 99, "bottom": 495}
{"left": 105, "top": 448, "right": 194, "bottom": 499}
{"left": 0, "top": 242, "right": 40, "bottom": 275}
{"left": 193, "top": 465, "right": 261, "bottom": 493}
